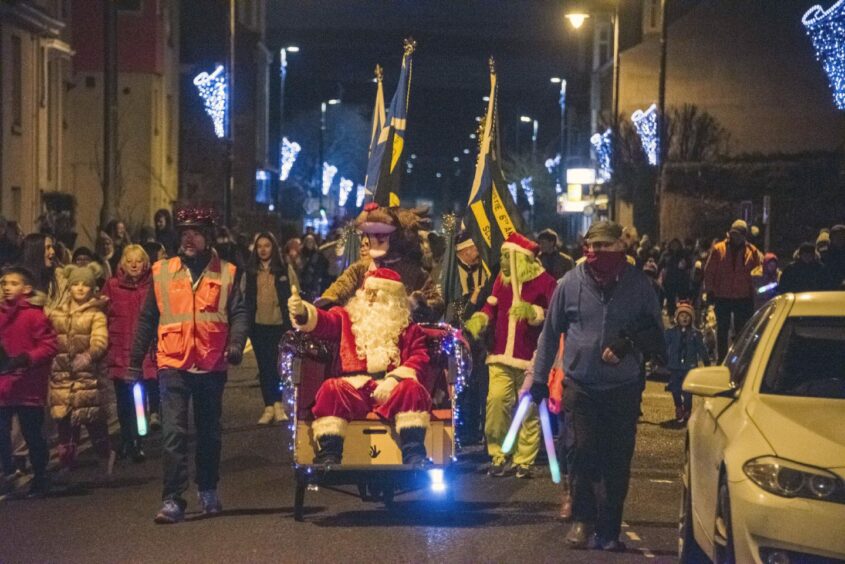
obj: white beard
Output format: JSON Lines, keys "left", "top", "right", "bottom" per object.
{"left": 346, "top": 289, "right": 411, "bottom": 373}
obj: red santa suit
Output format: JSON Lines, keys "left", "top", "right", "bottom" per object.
{"left": 292, "top": 269, "right": 431, "bottom": 444}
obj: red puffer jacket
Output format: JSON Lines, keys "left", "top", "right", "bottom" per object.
{"left": 0, "top": 294, "right": 58, "bottom": 406}
{"left": 102, "top": 268, "right": 156, "bottom": 380}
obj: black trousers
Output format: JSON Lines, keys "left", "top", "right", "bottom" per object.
{"left": 0, "top": 406, "right": 48, "bottom": 479}
{"left": 713, "top": 297, "right": 754, "bottom": 361}
{"left": 159, "top": 370, "right": 227, "bottom": 504}
{"left": 251, "top": 324, "right": 285, "bottom": 406}
{"left": 564, "top": 379, "right": 642, "bottom": 541}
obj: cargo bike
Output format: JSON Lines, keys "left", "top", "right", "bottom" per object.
{"left": 277, "top": 322, "right": 471, "bottom": 521}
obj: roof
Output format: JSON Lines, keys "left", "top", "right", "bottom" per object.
{"left": 786, "top": 292, "right": 845, "bottom": 317}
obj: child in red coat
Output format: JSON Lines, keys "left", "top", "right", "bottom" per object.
{"left": 0, "top": 266, "right": 58, "bottom": 497}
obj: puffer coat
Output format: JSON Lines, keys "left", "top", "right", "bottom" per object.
{"left": 48, "top": 296, "right": 110, "bottom": 425}
{"left": 102, "top": 267, "right": 156, "bottom": 380}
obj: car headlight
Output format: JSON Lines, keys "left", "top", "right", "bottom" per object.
{"left": 743, "top": 456, "right": 845, "bottom": 503}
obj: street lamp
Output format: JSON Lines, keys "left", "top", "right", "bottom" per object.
{"left": 566, "top": 1, "right": 621, "bottom": 221}
{"left": 519, "top": 116, "right": 539, "bottom": 158}
{"left": 285, "top": 45, "right": 300, "bottom": 53}
{"left": 550, "top": 76, "right": 563, "bottom": 84}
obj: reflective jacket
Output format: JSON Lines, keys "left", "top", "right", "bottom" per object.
{"left": 152, "top": 254, "right": 236, "bottom": 372}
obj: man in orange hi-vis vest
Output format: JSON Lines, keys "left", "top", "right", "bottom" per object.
{"left": 130, "top": 206, "right": 248, "bottom": 525}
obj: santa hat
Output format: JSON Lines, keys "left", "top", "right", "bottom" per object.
{"left": 363, "top": 267, "right": 406, "bottom": 299}
{"left": 675, "top": 301, "right": 695, "bottom": 323}
{"left": 356, "top": 203, "right": 398, "bottom": 235}
{"left": 501, "top": 232, "right": 539, "bottom": 257}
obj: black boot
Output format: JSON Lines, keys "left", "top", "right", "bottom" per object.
{"left": 314, "top": 435, "right": 343, "bottom": 465}
{"left": 399, "top": 427, "right": 428, "bottom": 466}
{"left": 130, "top": 439, "right": 146, "bottom": 463}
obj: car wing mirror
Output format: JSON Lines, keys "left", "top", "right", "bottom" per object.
{"left": 683, "top": 366, "right": 735, "bottom": 397}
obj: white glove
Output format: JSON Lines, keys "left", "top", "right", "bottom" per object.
{"left": 373, "top": 377, "right": 399, "bottom": 405}
{"left": 287, "top": 285, "right": 306, "bottom": 317}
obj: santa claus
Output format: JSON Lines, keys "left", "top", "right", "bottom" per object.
{"left": 288, "top": 267, "right": 432, "bottom": 465}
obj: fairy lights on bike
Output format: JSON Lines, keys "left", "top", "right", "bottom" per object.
{"left": 280, "top": 137, "right": 301, "bottom": 181}
{"left": 803, "top": 1, "right": 845, "bottom": 109}
{"left": 591, "top": 128, "right": 613, "bottom": 180}
{"left": 338, "top": 177, "right": 353, "bottom": 206}
{"left": 322, "top": 162, "right": 338, "bottom": 196}
{"left": 632, "top": 104, "right": 658, "bottom": 165}
{"left": 193, "top": 65, "right": 228, "bottom": 138}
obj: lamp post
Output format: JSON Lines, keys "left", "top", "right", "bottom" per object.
{"left": 566, "top": 1, "right": 621, "bottom": 221}
{"left": 278, "top": 46, "right": 298, "bottom": 152}
{"left": 224, "top": 0, "right": 235, "bottom": 228}
{"left": 519, "top": 115, "right": 539, "bottom": 159}
{"left": 551, "top": 77, "right": 568, "bottom": 189}
{"left": 318, "top": 99, "right": 340, "bottom": 208}
{"left": 655, "top": 0, "right": 669, "bottom": 238}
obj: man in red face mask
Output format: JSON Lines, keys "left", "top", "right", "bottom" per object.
{"left": 528, "top": 220, "right": 665, "bottom": 551}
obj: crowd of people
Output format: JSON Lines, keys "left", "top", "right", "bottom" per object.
{"left": 0, "top": 205, "right": 843, "bottom": 539}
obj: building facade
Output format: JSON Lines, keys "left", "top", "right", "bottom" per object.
{"left": 64, "top": 0, "right": 179, "bottom": 245}
{"left": 0, "top": 0, "right": 72, "bottom": 235}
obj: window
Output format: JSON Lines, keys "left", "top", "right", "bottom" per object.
{"left": 724, "top": 302, "right": 775, "bottom": 388}
{"left": 762, "top": 318, "right": 845, "bottom": 399}
{"left": 12, "top": 35, "right": 23, "bottom": 132}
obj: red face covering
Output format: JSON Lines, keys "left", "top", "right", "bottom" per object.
{"left": 584, "top": 249, "right": 628, "bottom": 287}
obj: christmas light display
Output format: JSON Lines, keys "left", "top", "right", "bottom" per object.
{"left": 545, "top": 154, "right": 561, "bottom": 174}
{"left": 322, "top": 162, "right": 337, "bottom": 196}
{"left": 803, "top": 1, "right": 845, "bottom": 109}
{"left": 280, "top": 137, "right": 301, "bottom": 181}
{"left": 632, "top": 104, "right": 658, "bottom": 165}
{"left": 193, "top": 65, "right": 228, "bottom": 138}
{"left": 520, "top": 177, "right": 535, "bottom": 206}
{"left": 507, "top": 182, "right": 518, "bottom": 203}
{"left": 590, "top": 128, "right": 613, "bottom": 180}
{"left": 356, "top": 184, "right": 367, "bottom": 208}
{"left": 133, "top": 382, "right": 148, "bottom": 437}
{"left": 338, "top": 177, "right": 353, "bottom": 206}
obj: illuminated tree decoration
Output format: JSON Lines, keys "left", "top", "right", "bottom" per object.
{"left": 544, "top": 154, "right": 561, "bottom": 174}
{"left": 279, "top": 137, "right": 301, "bottom": 181}
{"left": 803, "top": 1, "right": 845, "bottom": 109}
{"left": 520, "top": 177, "right": 534, "bottom": 206}
{"left": 632, "top": 104, "right": 658, "bottom": 166}
{"left": 590, "top": 128, "right": 613, "bottom": 180}
{"left": 356, "top": 184, "right": 367, "bottom": 208}
{"left": 338, "top": 177, "right": 354, "bottom": 206}
{"left": 193, "top": 65, "right": 228, "bottom": 138}
{"left": 321, "top": 162, "right": 338, "bottom": 196}
{"left": 507, "top": 182, "right": 519, "bottom": 203}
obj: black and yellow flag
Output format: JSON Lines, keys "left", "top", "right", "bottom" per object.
{"left": 365, "top": 39, "right": 415, "bottom": 207}
{"left": 464, "top": 59, "right": 526, "bottom": 273}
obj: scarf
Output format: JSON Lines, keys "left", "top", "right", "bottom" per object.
{"left": 585, "top": 250, "right": 628, "bottom": 288}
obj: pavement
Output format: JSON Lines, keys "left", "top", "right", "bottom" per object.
{"left": 0, "top": 353, "right": 685, "bottom": 563}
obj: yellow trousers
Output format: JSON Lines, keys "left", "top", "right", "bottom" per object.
{"left": 485, "top": 363, "right": 540, "bottom": 466}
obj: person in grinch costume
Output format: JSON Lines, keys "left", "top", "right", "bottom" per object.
{"left": 289, "top": 267, "right": 432, "bottom": 465}
{"left": 464, "top": 233, "right": 556, "bottom": 478}
{"left": 319, "top": 204, "right": 444, "bottom": 323}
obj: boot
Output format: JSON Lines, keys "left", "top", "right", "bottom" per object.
{"left": 130, "top": 439, "right": 146, "bottom": 463}
{"left": 257, "top": 406, "right": 274, "bottom": 425}
{"left": 399, "top": 427, "right": 428, "bottom": 466}
{"left": 314, "top": 435, "right": 343, "bottom": 465}
{"left": 273, "top": 401, "right": 288, "bottom": 422}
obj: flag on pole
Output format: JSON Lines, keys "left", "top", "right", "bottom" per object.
{"left": 365, "top": 39, "right": 415, "bottom": 207}
{"left": 464, "top": 58, "right": 526, "bottom": 274}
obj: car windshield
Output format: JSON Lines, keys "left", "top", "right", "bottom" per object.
{"left": 761, "top": 317, "right": 845, "bottom": 400}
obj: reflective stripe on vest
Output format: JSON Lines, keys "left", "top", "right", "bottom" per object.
{"left": 152, "top": 255, "right": 235, "bottom": 371}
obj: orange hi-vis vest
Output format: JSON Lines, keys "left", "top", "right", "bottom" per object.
{"left": 152, "top": 253, "right": 236, "bottom": 372}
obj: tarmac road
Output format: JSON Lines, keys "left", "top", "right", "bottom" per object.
{"left": 0, "top": 353, "right": 685, "bottom": 564}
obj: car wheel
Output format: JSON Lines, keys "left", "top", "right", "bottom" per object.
{"left": 679, "top": 448, "right": 708, "bottom": 563}
{"left": 714, "top": 474, "right": 736, "bottom": 564}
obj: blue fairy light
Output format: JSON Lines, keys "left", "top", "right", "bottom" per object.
{"left": 507, "top": 182, "right": 518, "bottom": 203}
{"left": 193, "top": 65, "right": 228, "bottom": 138}
{"left": 338, "top": 177, "right": 353, "bottom": 206}
{"left": 322, "top": 162, "right": 338, "bottom": 196}
{"left": 355, "top": 184, "right": 367, "bottom": 208}
{"left": 804, "top": 1, "right": 845, "bottom": 109}
{"left": 632, "top": 104, "right": 658, "bottom": 166}
{"left": 280, "top": 137, "right": 301, "bottom": 181}
{"left": 520, "top": 177, "right": 534, "bottom": 206}
{"left": 590, "top": 128, "right": 613, "bottom": 180}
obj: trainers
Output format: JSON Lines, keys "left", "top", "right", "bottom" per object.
{"left": 149, "top": 412, "right": 162, "bottom": 432}
{"left": 514, "top": 465, "right": 532, "bottom": 479}
{"left": 599, "top": 538, "right": 627, "bottom": 552}
{"left": 154, "top": 499, "right": 185, "bottom": 524}
{"left": 565, "top": 521, "right": 596, "bottom": 549}
{"left": 487, "top": 462, "right": 507, "bottom": 477}
{"left": 257, "top": 406, "right": 274, "bottom": 425}
{"left": 198, "top": 489, "right": 222, "bottom": 515}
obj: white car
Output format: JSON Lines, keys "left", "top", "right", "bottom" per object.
{"left": 679, "top": 292, "right": 845, "bottom": 564}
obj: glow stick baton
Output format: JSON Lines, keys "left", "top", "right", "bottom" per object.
{"left": 133, "top": 381, "right": 148, "bottom": 437}
{"left": 502, "top": 394, "right": 532, "bottom": 454}
{"left": 539, "top": 399, "right": 561, "bottom": 484}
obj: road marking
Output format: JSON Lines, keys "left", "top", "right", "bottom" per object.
{"left": 626, "top": 531, "right": 642, "bottom": 541}
{"left": 650, "top": 479, "right": 674, "bottom": 484}
{"left": 622, "top": 522, "right": 657, "bottom": 558}
{"left": 639, "top": 547, "right": 656, "bottom": 558}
